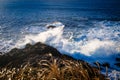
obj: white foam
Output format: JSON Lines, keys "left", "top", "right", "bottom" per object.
{"left": 4, "top": 21, "right": 119, "bottom": 58}
{"left": 15, "top": 22, "right": 64, "bottom": 48}
{"left": 0, "top": 21, "right": 119, "bottom": 59}
{"left": 0, "top": 21, "right": 120, "bottom": 58}
{"left": 109, "top": 70, "right": 120, "bottom": 80}
{"left": 80, "top": 39, "right": 115, "bottom": 56}
{"left": 1, "top": 21, "right": 120, "bottom": 79}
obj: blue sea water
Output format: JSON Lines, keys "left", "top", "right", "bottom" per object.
{"left": 0, "top": 3, "right": 120, "bottom": 78}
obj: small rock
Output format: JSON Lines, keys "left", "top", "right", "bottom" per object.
{"left": 47, "top": 25, "right": 56, "bottom": 29}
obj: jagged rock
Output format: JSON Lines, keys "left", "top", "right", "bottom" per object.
{"left": 0, "top": 42, "right": 73, "bottom": 67}
{"left": 0, "top": 42, "right": 105, "bottom": 79}
{"left": 47, "top": 25, "right": 56, "bottom": 29}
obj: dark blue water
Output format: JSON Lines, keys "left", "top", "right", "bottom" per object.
{"left": 0, "top": 3, "right": 120, "bottom": 78}
{"left": 0, "top": 7, "right": 119, "bottom": 39}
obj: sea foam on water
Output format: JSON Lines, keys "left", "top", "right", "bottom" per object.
{"left": 1, "top": 21, "right": 120, "bottom": 57}
{"left": 0, "top": 21, "right": 120, "bottom": 73}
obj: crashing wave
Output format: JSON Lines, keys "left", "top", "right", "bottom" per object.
{"left": 1, "top": 21, "right": 120, "bottom": 78}
{"left": 1, "top": 21, "right": 120, "bottom": 57}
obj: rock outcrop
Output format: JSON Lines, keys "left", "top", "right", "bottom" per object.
{"left": 0, "top": 42, "right": 105, "bottom": 80}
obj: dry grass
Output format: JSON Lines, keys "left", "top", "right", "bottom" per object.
{"left": 0, "top": 54, "right": 105, "bottom": 80}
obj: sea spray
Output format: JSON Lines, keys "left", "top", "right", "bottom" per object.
{"left": 1, "top": 21, "right": 120, "bottom": 57}
{"left": 0, "top": 21, "right": 120, "bottom": 70}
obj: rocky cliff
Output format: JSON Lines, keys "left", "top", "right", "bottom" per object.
{"left": 0, "top": 42, "right": 105, "bottom": 80}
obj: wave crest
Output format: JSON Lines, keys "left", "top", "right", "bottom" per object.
{"left": 1, "top": 21, "right": 120, "bottom": 59}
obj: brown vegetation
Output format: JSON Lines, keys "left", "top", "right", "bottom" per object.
{"left": 0, "top": 42, "right": 105, "bottom": 80}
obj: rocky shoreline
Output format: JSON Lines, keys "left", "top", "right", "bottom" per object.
{"left": 0, "top": 42, "right": 106, "bottom": 79}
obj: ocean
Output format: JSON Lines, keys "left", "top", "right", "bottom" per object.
{"left": 0, "top": 3, "right": 120, "bottom": 78}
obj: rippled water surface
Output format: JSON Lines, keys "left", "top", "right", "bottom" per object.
{"left": 0, "top": 4, "right": 120, "bottom": 78}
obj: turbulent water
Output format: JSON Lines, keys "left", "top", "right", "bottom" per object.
{"left": 0, "top": 5, "right": 120, "bottom": 79}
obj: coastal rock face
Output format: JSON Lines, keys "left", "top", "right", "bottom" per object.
{"left": 0, "top": 42, "right": 62, "bottom": 67}
{"left": 0, "top": 42, "right": 104, "bottom": 80}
